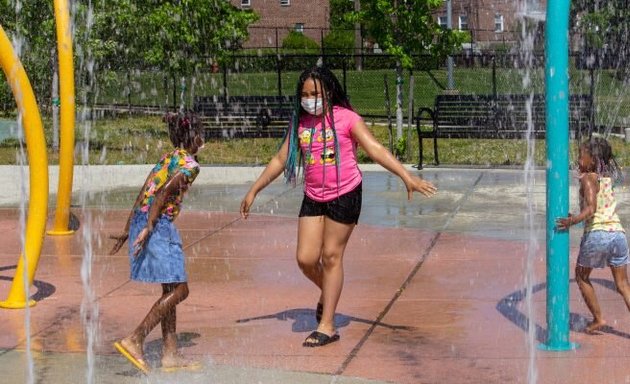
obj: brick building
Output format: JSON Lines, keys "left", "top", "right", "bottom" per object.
{"left": 230, "top": 0, "right": 330, "bottom": 49}
{"left": 231, "top": 0, "right": 548, "bottom": 52}
{"left": 433, "top": 0, "right": 547, "bottom": 50}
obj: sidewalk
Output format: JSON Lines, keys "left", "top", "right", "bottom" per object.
{"left": 1, "top": 166, "right": 629, "bottom": 383}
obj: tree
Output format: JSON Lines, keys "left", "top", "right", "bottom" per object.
{"left": 325, "top": 0, "right": 356, "bottom": 56}
{"left": 571, "top": 0, "right": 628, "bottom": 80}
{"left": 330, "top": 0, "right": 355, "bottom": 31}
{"left": 0, "top": 0, "right": 56, "bottom": 109}
{"left": 349, "top": 0, "right": 465, "bottom": 139}
{"left": 1, "top": 1, "right": 259, "bottom": 110}
{"left": 91, "top": 0, "right": 258, "bottom": 108}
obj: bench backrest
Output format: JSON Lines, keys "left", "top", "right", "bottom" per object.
{"left": 194, "top": 95, "right": 296, "bottom": 118}
{"left": 193, "top": 95, "right": 296, "bottom": 138}
{"left": 433, "top": 94, "right": 495, "bottom": 134}
{"left": 431, "top": 93, "right": 593, "bottom": 138}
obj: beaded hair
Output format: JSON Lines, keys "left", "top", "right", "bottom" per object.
{"left": 163, "top": 110, "right": 203, "bottom": 150}
{"left": 284, "top": 66, "right": 353, "bottom": 185}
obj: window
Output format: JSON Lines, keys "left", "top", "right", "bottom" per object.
{"left": 280, "top": 0, "right": 290, "bottom": 6}
{"left": 438, "top": 16, "right": 448, "bottom": 28}
{"left": 494, "top": 14, "right": 504, "bottom": 32}
{"left": 294, "top": 23, "right": 304, "bottom": 33}
{"left": 241, "top": 0, "right": 250, "bottom": 7}
{"left": 458, "top": 15, "right": 469, "bottom": 31}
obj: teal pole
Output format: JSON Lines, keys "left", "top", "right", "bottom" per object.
{"left": 541, "top": 0, "right": 578, "bottom": 351}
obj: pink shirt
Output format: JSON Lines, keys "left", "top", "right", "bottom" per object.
{"left": 298, "top": 106, "right": 362, "bottom": 202}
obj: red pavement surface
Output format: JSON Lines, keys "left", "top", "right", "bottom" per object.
{"left": 1, "top": 207, "right": 629, "bottom": 383}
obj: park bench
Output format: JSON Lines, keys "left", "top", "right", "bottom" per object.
{"left": 193, "top": 95, "right": 296, "bottom": 139}
{"left": 414, "top": 93, "right": 594, "bottom": 168}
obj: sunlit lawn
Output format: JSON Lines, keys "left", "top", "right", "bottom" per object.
{"left": 98, "top": 67, "right": 629, "bottom": 124}
{"left": 2, "top": 115, "right": 630, "bottom": 167}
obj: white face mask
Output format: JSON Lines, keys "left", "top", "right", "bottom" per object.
{"left": 301, "top": 97, "right": 324, "bottom": 115}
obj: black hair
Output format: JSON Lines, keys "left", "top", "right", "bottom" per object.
{"left": 163, "top": 110, "right": 203, "bottom": 150}
{"left": 581, "top": 137, "right": 623, "bottom": 183}
{"left": 284, "top": 66, "right": 353, "bottom": 184}
{"left": 294, "top": 66, "right": 353, "bottom": 112}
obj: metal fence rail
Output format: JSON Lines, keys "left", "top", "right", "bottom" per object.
{"left": 1, "top": 53, "right": 628, "bottom": 135}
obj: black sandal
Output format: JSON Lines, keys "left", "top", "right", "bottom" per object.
{"left": 303, "top": 331, "right": 340, "bottom": 347}
{"left": 315, "top": 302, "right": 323, "bottom": 323}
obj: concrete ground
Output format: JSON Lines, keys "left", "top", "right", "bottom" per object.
{"left": 1, "top": 165, "right": 629, "bottom": 383}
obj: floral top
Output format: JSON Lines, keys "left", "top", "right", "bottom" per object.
{"left": 139, "top": 148, "right": 200, "bottom": 220}
{"left": 584, "top": 176, "right": 624, "bottom": 233}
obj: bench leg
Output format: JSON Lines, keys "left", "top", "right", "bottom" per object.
{"left": 433, "top": 136, "right": 439, "bottom": 166}
{"left": 418, "top": 136, "right": 424, "bottom": 170}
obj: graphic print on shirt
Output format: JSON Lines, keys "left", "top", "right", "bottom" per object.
{"left": 317, "top": 128, "right": 334, "bottom": 143}
{"left": 585, "top": 176, "right": 624, "bottom": 233}
{"left": 299, "top": 128, "right": 312, "bottom": 145}
{"left": 300, "top": 128, "right": 316, "bottom": 165}
{"left": 320, "top": 147, "right": 336, "bottom": 165}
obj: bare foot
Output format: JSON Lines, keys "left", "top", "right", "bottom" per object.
{"left": 585, "top": 319, "right": 606, "bottom": 334}
{"left": 161, "top": 353, "right": 201, "bottom": 370}
{"left": 114, "top": 337, "right": 149, "bottom": 373}
{"left": 120, "top": 337, "right": 145, "bottom": 363}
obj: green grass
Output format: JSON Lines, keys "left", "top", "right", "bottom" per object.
{"left": 2, "top": 115, "right": 630, "bottom": 167}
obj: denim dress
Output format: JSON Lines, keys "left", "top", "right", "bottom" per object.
{"left": 128, "top": 210, "right": 187, "bottom": 283}
{"left": 127, "top": 148, "right": 199, "bottom": 283}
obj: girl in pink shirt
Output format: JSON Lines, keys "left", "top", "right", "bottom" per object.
{"left": 240, "top": 66, "right": 437, "bottom": 347}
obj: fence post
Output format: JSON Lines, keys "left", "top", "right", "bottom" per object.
{"left": 342, "top": 60, "right": 347, "bottom": 95}
{"left": 416, "top": 113, "right": 423, "bottom": 170}
{"left": 276, "top": 54, "right": 282, "bottom": 97}
{"left": 383, "top": 74, "right": 393, "bottom": 153}
{"left": 222, "top": 63, "right": 228, "bottom": 98}
{"left": 354, "top": 0, "right": 362, "bottom": 71}
{"left": 588, "top": 67, "right": 595, "bottom": 135}
{"left": 492, "top": 55, "right": 497, "bottom": 97}
{"left": 406, "top": 73, "right": 414, "bottom": 162}
{"left": 320, "top": 29, "right": 325, "bottom": 63}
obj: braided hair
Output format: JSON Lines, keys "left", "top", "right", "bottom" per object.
{"left": 284, "top": 66, "right": 353, "bottom": 184}
{"left": 581, "top": 137, "right": 624, "bottom": 184}
{"left": 163, "top": 110, "right": 203, "bottom": 151}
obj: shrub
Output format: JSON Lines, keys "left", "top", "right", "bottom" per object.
{"left": 281, "top": 31, "right": 319, "bottom": 52}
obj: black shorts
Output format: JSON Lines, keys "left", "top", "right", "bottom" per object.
{"left": 298, "top": 183, "right": 362, "bottom": 224}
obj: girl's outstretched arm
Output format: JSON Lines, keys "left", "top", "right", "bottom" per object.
{"left": 556, "top": 172, "right": 599, "bottom": 230}
{"left": 352, "top": 120, "right": 437, "bottom": 199}
{"left": 240, "top": 137, "right": 290, "bottom": 219}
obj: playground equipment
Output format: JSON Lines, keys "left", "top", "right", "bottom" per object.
{"left": 0, "top": 0, "right": 580, "bottom": 356}
{"left": 0, "top": 24, "right": 49, "bottom": 308}
{"left": 47, "top": 0, "right": 76, "bottom": 236}
{"left": 542, "top": 0, "right": 578, "bottom": 351}
{"left": 0, "top": 0, "right": 75, "bottom": 308}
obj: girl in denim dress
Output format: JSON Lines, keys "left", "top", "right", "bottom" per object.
{"left": 109, "top": 111, "right": 204, "bottom": 373}
{"left": 557, "top": 137, "right": 630, "bottom": 334}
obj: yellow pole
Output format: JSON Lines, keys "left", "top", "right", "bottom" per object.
{"left": 0, "top": 24, "right": 49, "bottom": 309}
{"left": 48, "top": 0, "right": 76, "bottom": 236}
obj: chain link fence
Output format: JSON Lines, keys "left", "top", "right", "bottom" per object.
{"left": 113, "top": 52, "right": 624, "bottom": 133}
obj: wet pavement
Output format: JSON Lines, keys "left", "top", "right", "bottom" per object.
{"left": 1, "top": 165, "right": 629, "bottom": 383}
